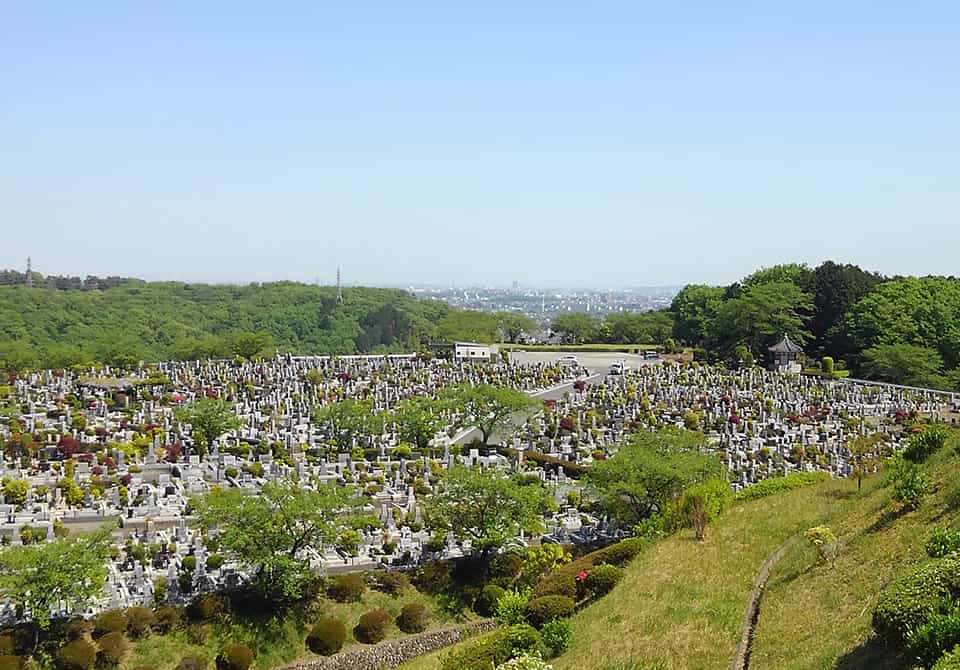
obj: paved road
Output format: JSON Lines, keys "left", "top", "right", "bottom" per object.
{"left": 509, "top": 350, "right": 656, "bottom": 373}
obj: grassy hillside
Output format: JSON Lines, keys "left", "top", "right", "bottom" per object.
{"left": 552, "top": 479, "right": 858, "bottom": 670}
{"left": 0, "top": 281, "right": 458, "bottom": 367}
{"left": 750, "top": 445, "right": 960, "bottom": 669}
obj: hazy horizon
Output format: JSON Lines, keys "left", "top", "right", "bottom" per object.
{"left": 3, "top": 2, "right": 958, "bottom": 286}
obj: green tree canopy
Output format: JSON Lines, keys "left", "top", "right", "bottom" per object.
{"left": 860, "top": 344, "right": 946, "bottom": 388}
{"left": 496, "top": 312, "right": 538, "bottom": 343}
{"left": 585, "top": 428, "right": 721, "bottom": 526}
{"left": 192, "top": 480, "right": 359, "bottom": 602}
{"left": 0, "top": 525, "right": 113, "bottom": 637}
{"left": 426, "top": 465, "right": 551, "bottom": 556}
{"left": 714, "top": 281, "right": 813, "bottom": 357}
{"left": 442, "top": 384, "right": 536, "bottom": 446}
{"left": 551, "top": 313, "right": 601, "bottom": 344}
{"left": 391, "top": 396, "right": 447, "bottom": 450}
{"left": 175, "top": 399, "right": 241, "bottom": 455}
{"left": 669, "top": 285, "right": 725, "bottom": 345}
{"left": 313, "top": 398, "right": 381, "bottom": 451}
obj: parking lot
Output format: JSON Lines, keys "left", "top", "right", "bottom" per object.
{"left": 508, "top": 350, "right": 658, "bottom": 374}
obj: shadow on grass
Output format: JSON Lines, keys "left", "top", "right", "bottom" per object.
{"left": 821, "top": 488, "right": 858, "bottom": 501}
{"left": 834, "top": 636, "right": 910, "bottom": 670}
{"left": 867, "top": 506, "right": 911, "bottom": 534}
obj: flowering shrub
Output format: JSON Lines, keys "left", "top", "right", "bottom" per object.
{"left": 496, "top": 652, "right": 553, "bottom": 670}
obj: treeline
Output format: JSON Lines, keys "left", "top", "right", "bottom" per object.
{"left": 550, "top": 311, "right": 675, "bottom": 346}
{"left": 670, "top": 261, "right": 960, "bottom": 390}
{"left": 0, "top": 278, "right": 485, "bottom": 370}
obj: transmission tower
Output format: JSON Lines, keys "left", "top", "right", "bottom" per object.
{"left": 336, "top": 267, "right": 343, "bottom": 304}
{"left": 25, "top": 257, "right": 33, "bottom": 288}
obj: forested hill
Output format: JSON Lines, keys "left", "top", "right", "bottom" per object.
{"left": 0, "top": 279, "right": 474, "bottom": 369}
{"left": 670, "top": 262, "right": 960, "bottom": 391}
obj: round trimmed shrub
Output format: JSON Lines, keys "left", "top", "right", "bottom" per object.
{"left": 205, "top": 554, "right": 224, "bottom": 571}
{"left": 215, "top": 643, "right": 253, "bottom": 670}
{"left": 396, "top": 603, "right": 429, "bottom": 633}
{"left": 354, "top": 608, "right": 391, "bottom": 644}
{"left": 126, "top": 606, "right": 156, "bottom": 638}
{"left": 64, "top": 617, "right": 92, "bottom": 640}
{"left": 531, "top": 570, "right": 577, "bottom": 600}
{"left": 94, "top": 610, "right": 128, "bottom": 638}
{"left": 591, "top": 538, "right": 644, "bottom": 567}
{"left": 524, "top": 595, "right": 575, "bottom": 628}
{"left": 474, "top": 584, "right": 507, "bottom": 616}
{"left": 378, "top": 571, "right": 410, "bottom": 595}
{"left": 174, "top": 657, "right": 207, "bottom": 670}
{"left": 0, "top": 656, "right": 19, "bottom": 670}
{"left": 584, "top": 564, "right": 624, "bottom": 597}
{"left": 96, "top": 632, "right": 128, "bottom": 669}
{"left": 328, "top": 573, "right": 366, "bottom": 603}
{"left": 55, "top": 639, "right": 97, "bottom": 670}
{"left": 155, "top": 606, "right": 185, "bottom": 634}
{"left": 188, "top": 595, "right": 227, "bottom": 622}
{"left": 306, "top": 618, "right": 346, "bottom": 656}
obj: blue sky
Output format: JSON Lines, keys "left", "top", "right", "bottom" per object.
{"left": 2, "top": 2, "right": 958, "bottom": 287}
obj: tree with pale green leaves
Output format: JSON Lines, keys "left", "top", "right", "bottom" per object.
{"left": 0, "top": 524, "right": 114, "bottom": 648}
{"left": 442, "top": 384, "right": 536, "bottom": 446}
{"left": 391, "top": 396, "right": 447, "bottom": 451}
{"left": 426, "top": 466, "right": 551, "bottom": 558}
{"left": 175, "top": 398, "right": 241, "bottom": 456}
{"left": 313, "top": 398, "right": 382, "bottom": 452}
{"left": 193, "top": 480, "right": 360, "bottom": 602}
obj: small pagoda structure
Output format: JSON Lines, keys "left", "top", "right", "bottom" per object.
{"left": 768, "top": 333, "right": 803, "bottom": 373}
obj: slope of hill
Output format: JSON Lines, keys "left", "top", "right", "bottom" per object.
{"left": 0, "top": 280, "right": 460, "bottom": 367}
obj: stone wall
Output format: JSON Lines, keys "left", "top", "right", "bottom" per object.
{"left": 279, "top": 620, "right": 498, "bottom": 670}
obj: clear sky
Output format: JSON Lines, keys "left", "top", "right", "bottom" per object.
{"left": 2, "top": 2, "right": 958, "bottom": 288}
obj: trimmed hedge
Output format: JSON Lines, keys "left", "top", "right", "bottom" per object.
{"left": 0, "top": 656, "right": 19, "bottom": 670}
{"left": 355, "top": 609, "right": 392, "bottom": 644}
{"left": 126, "top": 606, "right": 156, "bottom": 638}
{"left": 306, "top": 618, "right": 347, "bottom": 656}
{"left": 94, "top": 610, "right": 128, "bottom": 638}
{"left": 378, "top": 571, "right": 410, "bottom": 595}
{"left": 96, "top": 632, "right": 128, "bottom": 669}
{"left": 215, "top": 643, "right": 253, "bottom": 670}
{"left": 584, "top": 564, "right": 624, "bottom": 597}
{"left": 734, "top": 472, "right": 829, "bottom": 501}
{"left": 474, "top": 584, "right": 507, "bottom": 616}
{"left": 328, "top": 574, "right": 366, "bottom": 603}
{"left": 155, "top": 606, "right": 185, "bottom": 634}
{"left": 55, "top": 639, "right": 97, "bottom": 670}
{"left": 440, "top": 624, "right": 541, "bottom": 670}
{"left": 531, "top": 538, "right": 644, "bottom": 600}
{"left": 525, "top": 595, "right": 575, "bottom": 628}
{"left": 873, "top": 555, "right": 960, "bottom": 643}
{"left": 397, "top": 603, "right": 429, "bottom": 633}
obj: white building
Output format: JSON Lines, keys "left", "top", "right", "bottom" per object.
{"left": 454, "top": 342, "right": 499, "bottom": 362}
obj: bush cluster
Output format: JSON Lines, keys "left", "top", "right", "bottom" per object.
{"left": 155, "top": 606, "right": 185, "bottom": 634}
{"left": 904, "top": 426, "right": 951, "bottom": 463}
{"left": 188, "top": 595, "right": 228, "bottom": 622}
{"left": 96, "top": 632, "right": 128, "bottom": 669}
{"left": 928, "top": 528, "right": 960, "bottom": 558}
{"left": 355, "top": 608, "right": 392, "bottom": 644}
{"left": 0, "top": 656, "right": 20, "bottom": 670}
{"left": 474, "top": 584, "right": 507, "bottom": 616}
{"left": 734, "top": 472, "right": 829, "bottom": 501}
{"left": 440, "top": 624, "right": 541, "bottom": 670}
{"left": 524, "top": 595, "right": 575, "bottom": 628}
{"left": 583, "top": 564, "right": 624, "bottom": 597}
{"left": 397, "top": 603, "right": 430, "bottom": 633}
{"left": 215, "top": 643, "right": 253, "bottom": 670}
{"left": 306, "top": 617, "right": 347, "bottom": 656}
{"left": 94, "top": 610, "right": 128, "bottom": 638}
{"left": 531, "top": 537, "right": 643, "bottom": 600}
{"left": 541, "top": 618, "right": 572, "bottom": 657}
{"left": 56, "top": 639, "right": 98, "bottom": 670}
{"left": 174, "top": 656, "right": 207, "bottom": 670}
{"left": 873, "top": 554, "right": 960, "bottom": 643}
{"left": 328, "top": 574, "right": 366, "bottom": 603}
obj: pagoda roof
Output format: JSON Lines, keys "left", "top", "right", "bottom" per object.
{"left": 768, "top": 333, "right": 803, "bottom": 354}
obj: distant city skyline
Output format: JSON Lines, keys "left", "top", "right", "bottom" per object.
{"left": 3, "top": 3, "right": 958, "bottom": 286}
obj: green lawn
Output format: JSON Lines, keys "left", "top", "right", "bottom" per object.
{"left": 551, "top": 479, "right": 857, "bottom": 670}
{"left": 750, "top": 448, "right": 960, "bottom": 669}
